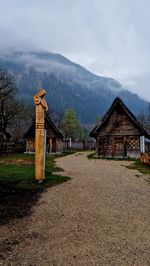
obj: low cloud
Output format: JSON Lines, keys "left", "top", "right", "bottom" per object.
{"left": 0, "top": 0, "right": 150, "bottom": 100}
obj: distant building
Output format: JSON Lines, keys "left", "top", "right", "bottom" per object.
{"left": 90, "top": 97, "right": 150, "bottom": 158}
{"left": 24, "top": 114, "right": 64, "bottom": 154}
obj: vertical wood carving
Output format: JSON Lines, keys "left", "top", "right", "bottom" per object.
{"left": 34, "top": 89, "right": 48, "bottom": 181}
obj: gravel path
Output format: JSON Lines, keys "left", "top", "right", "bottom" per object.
{"left": 1, "top": 152, "right": 150, "bottom": 266}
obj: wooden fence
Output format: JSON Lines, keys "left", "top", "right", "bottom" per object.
{"left": 63, "top": 139, "right": 96, "bottom": 150}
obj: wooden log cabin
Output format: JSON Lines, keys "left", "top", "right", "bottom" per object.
{"left": 24, "top": 114, "right": 64, "bottom": 154}
{"left": 90, "top": 97, "right": 150, "bottom": 158}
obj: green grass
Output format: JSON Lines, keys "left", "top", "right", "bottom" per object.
{"left": 125, "top": 160, "right": 150, "bottom": 184}
{"left": 61, "top": 149, "right": 82, "bottom": 156}
{"left": 87, "top": 152, "right": 98, "bottom": 159}
{"left": 0, "top": 153, "right": 70, "bottom": 190}
{"left": 0, "top": 149, "right": 93, "bottom": 190}
{"left": 126, "top": 160, "right": 150, "bottom": 176}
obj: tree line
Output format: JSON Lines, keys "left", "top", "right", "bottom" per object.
{"left": 1, "top": 69, "right": 150, "bottom": 144}
{"left": 0, "top": 70, "right": 30, "bottom": 142}
{"left": 0, "top": 70, "right": 88, "bottom": 143}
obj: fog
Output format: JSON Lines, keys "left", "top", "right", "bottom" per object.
{"left": 0, "top": 0, "right": 150, "bottom": 100}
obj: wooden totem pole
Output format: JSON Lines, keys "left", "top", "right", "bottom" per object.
{"left": 34, "top": 89, "right": 48, "bottom": 181}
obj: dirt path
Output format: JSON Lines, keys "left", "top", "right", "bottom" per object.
{"left": 1, "top": 152, "right": 150, "bottom": 266}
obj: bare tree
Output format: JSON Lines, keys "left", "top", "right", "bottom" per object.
{"left": 0, "top": 70, "right": 25, "bottom": 140}
{"left": 146, "top": 103, "right": 150, "bottom": 130}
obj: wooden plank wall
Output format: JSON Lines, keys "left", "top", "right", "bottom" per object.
{"left": 97, "top": 108, "right": 141, "bottom": 157}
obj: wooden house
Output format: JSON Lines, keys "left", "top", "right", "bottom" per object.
{"left": 24, "top": 114, "right": 64, "bottom": 154}
{"left": 90, "top": 97, "right": 150, "bottom": 158}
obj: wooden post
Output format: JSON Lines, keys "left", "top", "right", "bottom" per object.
{"left": 69, "top": 137, "right": 72, "bottom": 148}
{"left": 140, "top": 136, "right": 145, "bottom": 153}
{"left": 34, "top": 89, "right": 48, "bottom": 181}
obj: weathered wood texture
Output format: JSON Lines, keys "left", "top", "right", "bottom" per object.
{"left": 96, "top": 104, "right": 141, "bottom": 158}
{"left": 46, "top": 124, "right": 63, "bottom": 153}
{"left": 34, "top": 89, "right": 48, "bottom": 181}
{"left": 90, "top": 98, "right": 150, "bottom": 158}
{"left": 25, "top": 115, "right": 64, "bottom": 154}
{"left": 26, "top": 128, "right": 63, "bottom": 153}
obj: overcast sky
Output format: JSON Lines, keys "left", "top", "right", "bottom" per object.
{"left": 0, "top": 0, "right": 150, "bottom": 100}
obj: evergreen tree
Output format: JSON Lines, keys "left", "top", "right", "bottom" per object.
{"left": 62, "top": 109, "right": 81, "bottom": 139}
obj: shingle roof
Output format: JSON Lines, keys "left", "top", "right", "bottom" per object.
{"left": 24, "top": 114, "right": 64, "bottom": 139}
{"left": 90, "top": 97, "right": 149, "bottom": 138}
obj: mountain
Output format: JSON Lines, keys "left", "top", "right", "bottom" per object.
{"left": 0, "top": 51, "right": 148, "bottom": 124}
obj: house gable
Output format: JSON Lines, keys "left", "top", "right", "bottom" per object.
{"left": 90, "top": 97, "right": 148, "bottom": 138}
{"left": 98, "top": 102, "right": 141, "bottom": 137}
{"left": 90, "top": 97, "right": 150, "bottom": 158}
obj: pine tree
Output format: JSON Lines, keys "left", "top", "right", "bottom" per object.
{"left": 62, "top": 109, "right": 81, "bottom": 139}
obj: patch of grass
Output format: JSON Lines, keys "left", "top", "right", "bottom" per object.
{"left": 126, "top": 159, "right": 150, "bottom": 177}
{"left": 62, "top": 149, "right": 80, "bottom": 156}
{"left": 45, "top": 156, "right": 63, "bottom": 173}
{"left": 0, "top": 153, "right": 71, "bottom": 225}
{"left": 0, "top": 153, "right": 70, "bottom": 189}
{"left": 0, "top": 153, "right": 35, "bottom": 163}
{"left": 87, "top": 152, "right": 98, "bottom": 159}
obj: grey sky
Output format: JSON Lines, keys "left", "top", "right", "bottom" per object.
{"left": 0, "top": 0, "right": 150, "bottom": 100}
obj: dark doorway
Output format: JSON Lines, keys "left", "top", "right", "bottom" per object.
{"left": 52, "top": 138, "right": 57, "bottom": 152}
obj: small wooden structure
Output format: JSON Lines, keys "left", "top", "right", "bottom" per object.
{"left": 25, "top": 114, "right": 64, "bottom": 154}
{"left": 90, "top": 97, "right": 150, "bottom": 158}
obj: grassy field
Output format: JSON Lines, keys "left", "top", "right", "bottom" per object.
{"left": 0, "top": 151, "right": 73, "bottom": 225}
{"left": 0, "top": 153, "right": 70, "bottom": 189}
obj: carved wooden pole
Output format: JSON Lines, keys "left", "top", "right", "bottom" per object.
{"left": 34, "top": 89, "right": 48, "bottom": 181}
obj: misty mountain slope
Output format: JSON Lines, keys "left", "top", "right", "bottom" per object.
{"left": 0, "top": 51, "right": 148, "bottom": 124}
